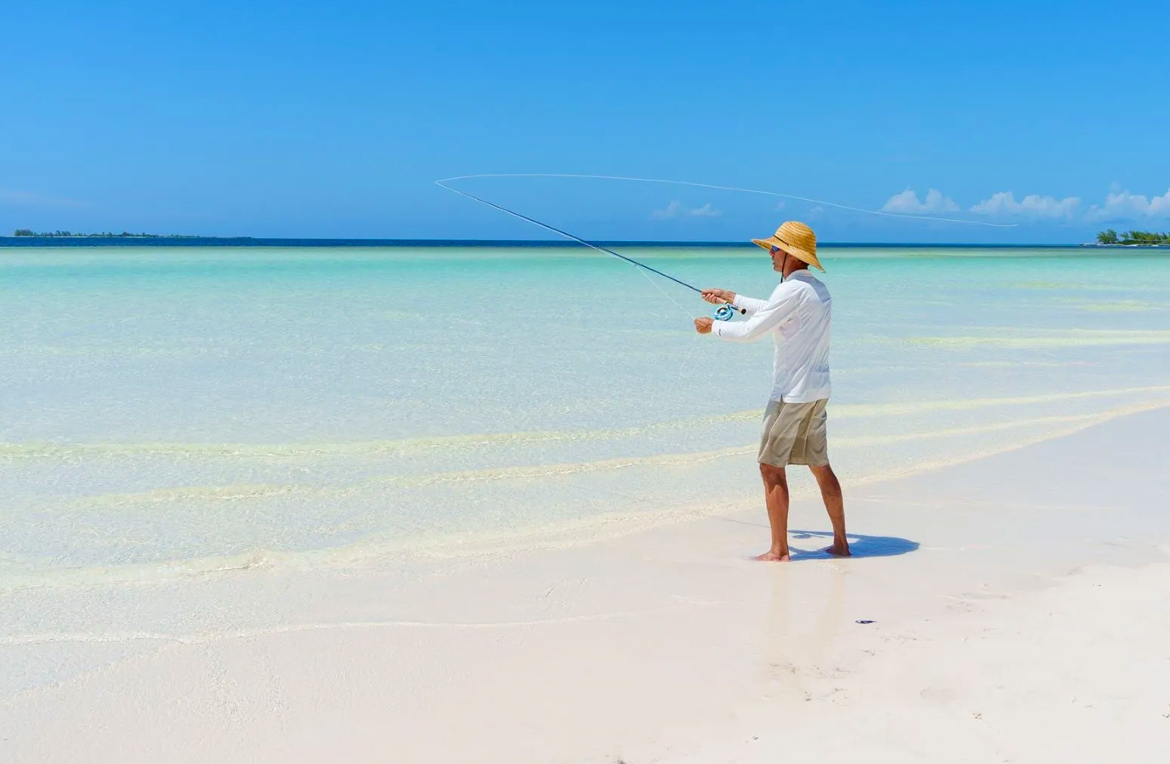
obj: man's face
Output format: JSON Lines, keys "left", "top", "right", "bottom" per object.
{"left": 770, "top": 245, "right": 787, "bottom": 272}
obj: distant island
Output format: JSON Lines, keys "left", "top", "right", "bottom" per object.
{"left": 1093, "top": 229, "right": 1170, "bottom": 246}
{"left": 13, "top": 229, "right": 204, "bottom": 238}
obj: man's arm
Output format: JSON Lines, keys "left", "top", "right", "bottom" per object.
{"left": 701, "top": 288, "right": 765, "bottom": 316}
{"left": 709, "top": 285, "right": 800, "bottom": 342}
{"left": 732, "top": 294, "right": 767, "bottom": 315}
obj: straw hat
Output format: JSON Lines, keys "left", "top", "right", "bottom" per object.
{"left": 751, "top": 221, "right": 823, "bottom": 271}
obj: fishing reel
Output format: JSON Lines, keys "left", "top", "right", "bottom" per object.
{"left": 713, "top": 303, "right": 745, "bottom": 321}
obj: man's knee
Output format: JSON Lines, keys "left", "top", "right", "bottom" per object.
{"left": 809, "top": 464, "right": 841, "bottom": 492}
{"left": 759, "top": 462, "right": 787, "bottom": 483}
{"left": 809, "top": 463, "right": 835, "bottom": 478}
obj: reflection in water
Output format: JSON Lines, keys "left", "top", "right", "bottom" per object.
{"left": 761, "top": 559, "right": 845, "bottom": 702}
{"left": 759, "top": 531, "right": 918, "bottom": 700}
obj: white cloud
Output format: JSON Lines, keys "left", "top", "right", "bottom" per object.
{"left": 775, "top": 201, "right": 786, "bottom": 210}
{"left": 808, "top": 206, "right": 825, "bottom": 217}
{"left": 650, "top": 200, "right": 684, "bottom": 220}
{"left": 970, "top": 191, "right": 1079, "bottom": 218}
{"left": 650, "top": 200, "right": 722, "bottom": 220}
{"left": 1088, "top": 188, "right": 1170, "bottom": 220}
{"left": 881, "top": 188, "right": 959, "bottom": 214}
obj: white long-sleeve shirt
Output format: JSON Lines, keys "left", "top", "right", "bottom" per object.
{"left": 710, "top": 271, "right": 832, "bottom": 403}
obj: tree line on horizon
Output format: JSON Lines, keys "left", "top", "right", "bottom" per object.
{"left": 1096, "top": 229, "right": 1170, "bottom": 245}
{"left": 12, "top": 229, "right": 199, "bottom": 238}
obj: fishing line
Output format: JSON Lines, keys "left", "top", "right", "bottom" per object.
{"left": 435, "top": 179, "right": 739, "bottom": 321}
{"left": 434, "top": 173, "right": 1017, "bottom": 321}
{"left": 437, "top": 173, "right": 1018, "bottom": 228}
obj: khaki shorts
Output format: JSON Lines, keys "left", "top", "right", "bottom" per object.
{"left": 758, "top": 399, "right": 829, "bottom": 467}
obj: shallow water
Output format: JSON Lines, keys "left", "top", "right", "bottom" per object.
{"left": 3, "top": 246, "right": 1170, "bottom": 585}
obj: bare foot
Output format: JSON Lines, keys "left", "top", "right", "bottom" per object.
{"left": 822, "top": 542, "right": 852, "bottom": 557}
{"left": 754, "top": 550, "right": 791, "bottom": 562}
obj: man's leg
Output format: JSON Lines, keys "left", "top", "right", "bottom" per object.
{"left": 809, "top": 464, "right": 850, "bottom": 556}
{"left": 756, "top": 463, "right": 791, "bottom": 561}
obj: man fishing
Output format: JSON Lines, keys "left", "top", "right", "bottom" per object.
{"left": 694, "top": 221, "right": 849, "bottom": 561}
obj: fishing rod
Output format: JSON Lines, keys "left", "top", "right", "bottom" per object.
{"left": 434, "top": 179, "right": 745, "bottom": 320}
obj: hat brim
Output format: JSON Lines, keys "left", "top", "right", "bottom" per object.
{"left": 751, "top": 237, "right": 824, "bottom": 272}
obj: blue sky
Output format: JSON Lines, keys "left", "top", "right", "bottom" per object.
{"left": 1, "top": 0, "right": 1167, "bottom": 243}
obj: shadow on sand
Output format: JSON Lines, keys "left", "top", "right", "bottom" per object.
{"left": 788, "top": 529, "right": 920, "bottom": 561}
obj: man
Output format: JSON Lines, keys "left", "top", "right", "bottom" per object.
{"left": 694, "top": 221, "right": 849, "bottom": 561}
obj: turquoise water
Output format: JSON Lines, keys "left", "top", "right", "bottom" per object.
{"left": 3, "top": 246, "right": 1170, "bottom": 584}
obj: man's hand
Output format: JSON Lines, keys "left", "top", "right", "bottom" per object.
{"left": 701, "top": 288, "right": 736, "bottom": 306}
{"left": 694, "top": 317, "right": 714, "bottom": 334}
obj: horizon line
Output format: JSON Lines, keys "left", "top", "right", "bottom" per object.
{"left": 0, "top": 236, "right": 1103, "bottom": 248}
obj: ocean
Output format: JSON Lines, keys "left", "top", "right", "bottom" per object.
{"left": 3, "top": 244, "right": 1170, "bottom": 587}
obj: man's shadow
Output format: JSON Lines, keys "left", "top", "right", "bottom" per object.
{"left": 788, "top": 529, "right": 919, "bottom": 560}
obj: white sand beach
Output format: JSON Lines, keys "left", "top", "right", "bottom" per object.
{"left": 3, "top": 405, "right": 1168, "bottom": 763}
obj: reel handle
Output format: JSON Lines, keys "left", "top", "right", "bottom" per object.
{"left": 713, "top": 302, "right": 745, "bottom": 321}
